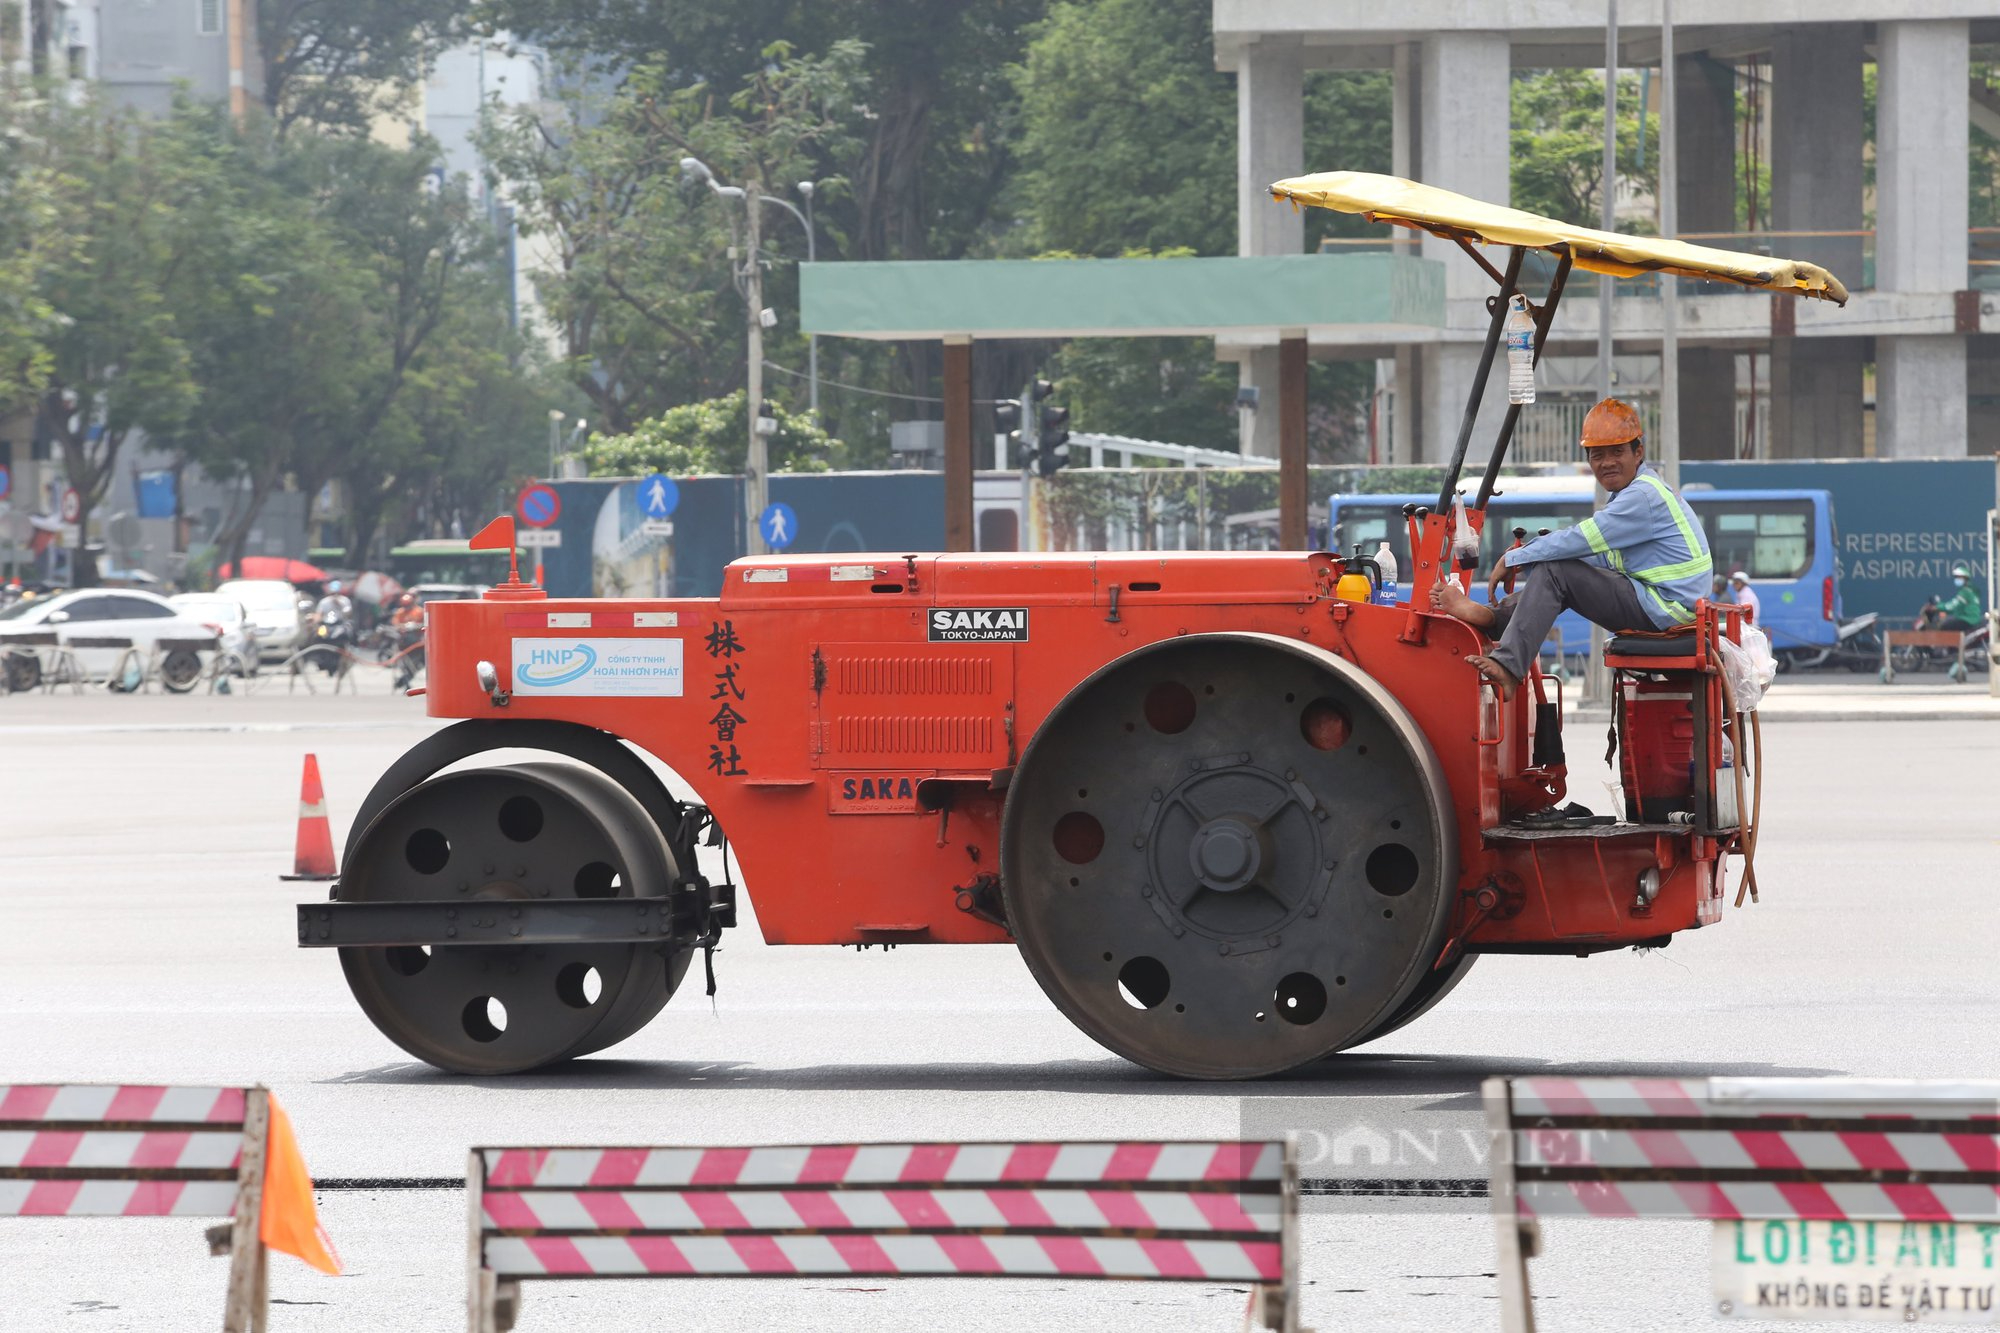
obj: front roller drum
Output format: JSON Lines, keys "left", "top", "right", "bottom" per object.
{"left": 337, "top": 760, "right": 688, "bottom": 1074}
{"left": 1001, "top": 632, "right": 1457, "bottom": 1079}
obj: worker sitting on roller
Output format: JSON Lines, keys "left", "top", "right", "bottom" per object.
{"left": 1432, "top": 397, "right": 1713, "bottom": 698}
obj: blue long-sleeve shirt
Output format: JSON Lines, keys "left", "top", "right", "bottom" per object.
{"left": 1500, "top": 464, "right": 1713, "bottom": 628}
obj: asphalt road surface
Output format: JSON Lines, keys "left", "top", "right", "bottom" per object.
{"left": 2, "top": 689, "right": 1995, "bottom": 1332}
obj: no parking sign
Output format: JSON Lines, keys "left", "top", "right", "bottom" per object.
{"left": 516, "top": 484, "right": 561, "bottom": 528}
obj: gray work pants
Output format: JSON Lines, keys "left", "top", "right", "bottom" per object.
{"left": 1487, "top": 559, "right": 1657, "bottom": 677}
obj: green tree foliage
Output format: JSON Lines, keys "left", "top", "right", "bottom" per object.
{"left": 480, "top": 43, "right": 864, "bottom": 436}
{"left": 153, "top": 101, "right": 375, "bottom": 570}
{"left": 578, "top": 391, "right": 846, "bottom": 477}
{"left": 1012, "top": 0, "right": 1392, "bottom": 257}
{"left": 1510, "top": 69, "right": 1657, "bottom": 227}
{"left": 0, "top": 99, "right": 71, "bottom": 416}
{"left": 11, "top": 93, "right": 199, "bottom": 575}
{"left": 476, "top": 0, "right": 1036, "bottom": 264}
{"left": 1, "top": 84, "right": 546, "bottom": 576}
{"left": 1009, "top": 0, "right": 1390, "bottom": 452}
{"left": 1011, "top": 0, "right": 1234, "bottom": 258}
{"left": 256, "top": 0, "right": 466, "bottom": 135}
{"left": 1969, "top": 64, "right": 2000, "bottom": 231}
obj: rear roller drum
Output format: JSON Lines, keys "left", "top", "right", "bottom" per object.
{"left": 338, "top": 760, "right": 686, "bottom": 1074}
{"left": 1001, "top": 632, "right": 1457, "bottom": 1079}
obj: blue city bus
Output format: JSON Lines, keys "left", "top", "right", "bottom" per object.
{"left": 1326, "top": 483, "right": 1874, "bottom": 670}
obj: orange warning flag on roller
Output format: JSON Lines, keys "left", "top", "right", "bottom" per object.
{"left": 260, "top": 1095, "right": 343, "bottom": 1275}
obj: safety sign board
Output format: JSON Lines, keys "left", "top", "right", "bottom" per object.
{"left": 759, "top": 501, "right": 797, "bottom": 550}
{"left": 640, "top": 474, "right": 679, "bottom": 520}
{"left": 517, "top": 529, "right": 562, "bottom": 548}
{"left": 516, "top": 484, "right": 561, "bottom": 528}
{"left": 510, "top": 637, "right": 683, "bottom": 697}
{"left": 1712, "top": 1220, "right": 1998, "bottom": 1323}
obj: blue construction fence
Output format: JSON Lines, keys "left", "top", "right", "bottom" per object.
{"left": 533, "top": 459, "right": 1994, "bottom": 623}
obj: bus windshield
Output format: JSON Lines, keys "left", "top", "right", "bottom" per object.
{"left": 1329, "top": 492, "right": 1820, "bottom": 590}
{"left": 387, "top": 541, "right": 514, "bottom": 587}
{"left": 1698, "top": 499, "right": 1814, "bottom": 579}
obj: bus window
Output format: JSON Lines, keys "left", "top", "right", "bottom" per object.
{"left": 1479, "top": 503, "right": 1591, "bottom": 568}
{"left": 1328, "top": 505, "right": 1409, "bottom": 570}
{"left": 1696, "top": 500, "right": 1813, "bottom": 579}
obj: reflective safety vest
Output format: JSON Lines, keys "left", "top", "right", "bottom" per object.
{"left": 1501, "top": 464, "right": 1713, "bottom": 629}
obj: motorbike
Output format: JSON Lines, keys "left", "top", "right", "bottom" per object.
{"left": 308, "top": 611, "right": 355, "bottom": 677}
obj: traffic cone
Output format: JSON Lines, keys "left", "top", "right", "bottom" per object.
{"left": 281, "top": 754, "right": 338, "bottom": 881}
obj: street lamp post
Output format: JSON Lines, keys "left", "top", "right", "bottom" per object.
{"left": 682, "top": 157, "right": 823, "bottom": 555}
{"left": 547, "top": 408, "right": 564, "bottom": 479}
{"left": 797, "top": 180, "right": 818, "bottom": 418}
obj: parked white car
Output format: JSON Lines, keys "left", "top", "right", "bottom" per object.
{"left": 0, "top": 588, "right": 220, "bottom": 690}
{"left": 168, "top": 594, "right": 260, "bottom": 675}
{"left": 215, "top": 578, "right": 308, "bottom": 661}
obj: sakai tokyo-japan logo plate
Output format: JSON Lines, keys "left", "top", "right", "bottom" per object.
{"left": 510, "top": 637, "right": 684, "bottom": 696}
{"left": 927, "top": 607, "right": 1029, "bottom": 642}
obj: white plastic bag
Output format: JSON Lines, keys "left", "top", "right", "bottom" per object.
{"left": 1718, "top": 623, "right": 1778, "bottom": 711}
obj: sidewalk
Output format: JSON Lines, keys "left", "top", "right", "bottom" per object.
{"left": 1574, "top": 673, "right": 2000, "bottom": 724}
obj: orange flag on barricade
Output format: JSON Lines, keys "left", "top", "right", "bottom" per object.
{"left": 260, "top": 1095, "right": 343, "bottom": 1276}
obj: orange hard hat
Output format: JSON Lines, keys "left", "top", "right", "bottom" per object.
{"left": 1580, "top": 398, "right": 1644, "bottom": 450}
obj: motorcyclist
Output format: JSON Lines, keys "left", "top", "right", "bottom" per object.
{"left": 390, "top": 591, "right": 424, "bottom": 630}
{"left": 308, "top": 580, "right": 355, "bottom": 676}
{"left": 1915, "top": 564, "right": 1982, "bottom": 633}
{"left": 314, "top": 580, "right": 355, "bottom": 624}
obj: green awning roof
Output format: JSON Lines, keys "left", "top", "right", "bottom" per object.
{"left": 800, "top": 253, "right": 1443, "bottom": 341}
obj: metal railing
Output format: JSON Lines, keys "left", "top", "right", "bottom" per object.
{"left": 1506, "top": 395, "right": 1769, "bottom": 464}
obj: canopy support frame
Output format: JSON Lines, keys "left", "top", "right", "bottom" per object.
{"left": 1436, "top": 245, "right": 1527, "bottom": 515}
{"left": 1476, "top": 247, "right": 1574, "bottom": 510}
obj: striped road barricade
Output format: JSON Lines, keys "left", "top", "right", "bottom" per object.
{"left": 1, "top": 1084, "right": 274, "bottom": 1331}
{"left": 1483, "top": 1076, "right": 2000, "bottom": 1329}
{"left": 468, "top": 1138, "right": 1303, "bottom": 1332}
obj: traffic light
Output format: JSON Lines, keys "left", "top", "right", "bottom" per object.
{"left": 1036, "top": 400, "right": 1070, "bottom": 478}
{"left": 993, "top": 398, "right": 1024, "bottom": 466}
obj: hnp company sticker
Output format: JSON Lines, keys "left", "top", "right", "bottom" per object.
{"left": 510, "top": 637, "right": 683, "bottom": 697}
{"left": 927, "top": 607, "right": 1029, "bottom": 642}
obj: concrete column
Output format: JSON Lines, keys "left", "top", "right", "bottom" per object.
{"left": 1391, "top": 42, "right": 1418, "bottom": 180}
{"left": 942, "top": 338, "right": 973, "bottom": 551}
{"left": 1422, "top": 346, "right": 1510, "bottom": 470}
{"left": 1234, "top": 37, "right": 1304, "bottom": 460}
{"left": 1675, "top": 53, "right": 1736, "bottom": 238}
{"left": 1390, "top": 349, "right": 1416, "bottom": 465}
{"left": 1279, "top": 335, "right": 1308, "bottom": 548}
{"left": 1877, "top": 21, "right": 1970, "bottom": 294}
{"left": 1876, "top": 20, "right": 1970, "bottom": 459}
{"left": 1770, "top": 25, "right": 1864, "bottom": 283}
{"left": 1677, "top": 348, "right": 1738, "bottom": 460}
{"left": 1768, "top": 26, "right": 1865, "bottom": 460}
{"left": 1768, "top": 338, "right": 1866, "bottom": 459}
{"left": 1970, "top": 336, "right": 2000, "bottom": 453}
{"left": 1674, "top": 51, "right": 1738, "bottom": 457}
{"left": 1878, "top": 338, "right": 1968, "bottom": 460}
{"left": 1417, "top": 32, "right": 1509, "bottom": 303}
{"left": 1238, "top": 347, "right": 1281, "bottom": 458}
{"left": 1416, "top": 32, "right": 1510, "bottom": 463}
{"left": 1237, "top": 37, "right": 1304, "bottom": 259}
{"left": 1391, "top": 43, "right": 1421, "bottom": 456}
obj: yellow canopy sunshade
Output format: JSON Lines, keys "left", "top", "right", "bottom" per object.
{"left": 1269, "top": 171, "right": 1849, "bottom": 305}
